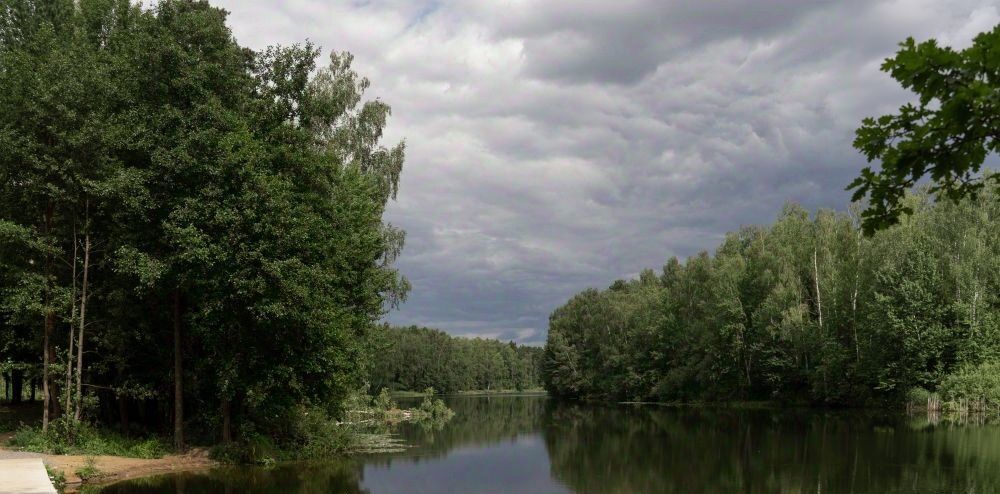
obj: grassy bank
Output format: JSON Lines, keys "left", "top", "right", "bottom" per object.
{"left": 9, "top": 421, "right": 167, "bottom": 458}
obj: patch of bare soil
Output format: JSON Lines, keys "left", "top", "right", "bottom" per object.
{"left": 44, "top": 448, "right": 215, "bottom": 493}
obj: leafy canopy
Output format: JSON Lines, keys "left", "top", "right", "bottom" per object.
{"left": 849, "top": 24, "right": 1000, "bottom": 234}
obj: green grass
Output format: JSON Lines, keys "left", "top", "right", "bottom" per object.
{"left": 10, "top": 420, "right": 168, "bottom": 458}
{"left": 45, "top": 465, "right": 67, "bottom": 491}
{"left": 75, "top": 456, "right": 103, "bottom": 481}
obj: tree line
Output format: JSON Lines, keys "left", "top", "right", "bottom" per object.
{"left": 543, "top": 188, "right": 1000, "bottom": 406}
{"left": 0, "top": 0, "right": 408, "bottom": 449}
{"left": 370, "top": 326, "right": 544, "bottom": 394}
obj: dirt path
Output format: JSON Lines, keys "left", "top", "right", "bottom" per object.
{"left": 0, "top": 443, "right": 215, "bottom": 493}
{"left": 47, "top": 449, "right": 215, "bottom": 492}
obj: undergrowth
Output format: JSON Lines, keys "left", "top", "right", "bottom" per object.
{"left": 10, "top": 419, "right": 168, "bottom": 458}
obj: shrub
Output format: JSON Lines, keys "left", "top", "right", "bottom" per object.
{"left": 288, "top": 407, "right": 355, "bottom": 459}
{"left": 75, "top": 457, "right": 102, "bottom": 481}
{"left": 905, "top": 387, "right": 940, "bottom": 412}
{"left": 939, "top": 361, "right": 1000, "bottom": 413}
{"left": 415, "top": 388, "right": 454, "bottom": 423}
{"left": 210, "top": 406, "right": 355, "bottom": 464}
{"left": 10, "top": 419, "right": 168, "bottom": 458}
{"left": 210, "top": 434, "right": 278, "bottom": 466}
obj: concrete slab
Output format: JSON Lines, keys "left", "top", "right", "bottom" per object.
{"left": 0, "top": 458, "right": 57, "bottom": 494}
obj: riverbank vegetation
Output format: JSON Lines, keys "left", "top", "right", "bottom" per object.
{"left": 543, "top": 187, "right": 1000, "bottom": 408}
{"left": 370, "top": 326, "right": 544, "bottom": 394}
{"left": 0, "top": 0, "right": 409, "bottom": 456}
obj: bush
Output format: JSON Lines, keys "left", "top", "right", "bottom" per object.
{"left": 209, "top": 434, "right": 278, "bottom": 466}
{"left": 10, "top": 419, "right": 168, "bottom": 458}
{"left": 373, "top": 388, "right": 396, "bottom": 414}
{"left": 939, "top": 361, "right": 1000, "bottom": 413}
{"left": 75, "top": 457, "right": 102, "bottom": 481}
{"left": 210, "top": 406, "right": 355, "bottom": 464}
{"left": 905, "top": 387, "right": 940, "bottom": 411}
{"left": 412, "top": 388, "right": 454, "bottom": 424}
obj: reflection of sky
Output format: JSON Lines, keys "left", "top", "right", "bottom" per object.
{"left": 361, "top": 435, "right": 572, "bottom": 494}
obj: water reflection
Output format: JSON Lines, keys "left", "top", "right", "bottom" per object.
{"left": 96, "top": 396, "right": 1000, "bottom": 494}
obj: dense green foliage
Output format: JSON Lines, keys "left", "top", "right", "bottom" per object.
{"left": 10, "top": 421, "right": 167, "bottom": 458}
{"left": 370, "top": 326, "right": 544, "bottom": 394}
{"left": 544, "top": 188, "right": 1000, "bottom": 406}
{"left": 849, "top": 24, "right": 1000, "bottom": 233}
{"left": 938, "top": 361, "right": 1000, "bottom": 413}
{"left": 0, "top": 0, "right": 408, "bottom": 448}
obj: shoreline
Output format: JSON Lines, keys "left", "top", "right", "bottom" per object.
{"left": 0, "top": 444, "right": 216, "bottom": 493}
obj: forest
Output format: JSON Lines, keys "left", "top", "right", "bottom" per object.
{"left": 369, "top": 326, "right": 544, "bottom": 394}
{"left": 543, "top": 188, "right": 1000, "bottom": 408}
{"left": 0, "top": 0, "right": 408, "bottom": 450}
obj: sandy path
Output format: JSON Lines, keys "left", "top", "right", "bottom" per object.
{"left": 0, "top": 444, "right": 215, "bottom": 493}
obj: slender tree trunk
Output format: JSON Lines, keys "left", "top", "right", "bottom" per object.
{"left": 119, "top": 394, "right": 129, "bottom": 434}
{"left": 42, "top": 202, "right": 53, "bottom": 432}
{"left": 11, "top": 371, "right": 23, "bottom": 404}
{"left": 813, "top": 248, "right": 823, "bottom": 330}
{"left": 65, "top": 222, "right": 78, "bottom": 416}
{"left": 173, "top": 289, "right": 184, "bottom": 452}
{"left": 852, "top": 229, "right": 862, "bottom": 363}
{"left": 42, "top": 325, "right": 49, "bottom": 430}
{"left": 74, "top": 223, "right": 90, "bottom": 422}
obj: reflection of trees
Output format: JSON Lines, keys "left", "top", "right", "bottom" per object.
{"left": 96, "top": 399, "right": 1000, "bottom": 494}
{"left": 369, "top": 395, "right": 548, "bottom": 465}
{"left": 91, "top": 462, "right": 370, "bottom": 494}
{"left": 544, "top": 404, "right": 1000, "bottom": 494}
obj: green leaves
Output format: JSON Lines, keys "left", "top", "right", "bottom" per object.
{"left": 0, "top": 0, "right": 410, "bottom": 441}
{"left": 545, "top": 187, "right": 1000, "bottom": 406}
{"left": 849, "top": 24, "right": 1000, "bottom": 235}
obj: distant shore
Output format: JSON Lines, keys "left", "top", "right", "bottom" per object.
{"left": 391, "top": 389, "right": 547, "bottom": 398}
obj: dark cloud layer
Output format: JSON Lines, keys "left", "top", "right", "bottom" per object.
{"left": 216, "top": 0, "right": 999, "bottom": 345}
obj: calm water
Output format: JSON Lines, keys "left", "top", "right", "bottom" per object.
{"left": 94, "top": 395, "right": 1000, "bottom": 494}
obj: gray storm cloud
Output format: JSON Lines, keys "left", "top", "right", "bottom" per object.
{"left": 215, "top": 0, "right": 1000, "bottom": 345}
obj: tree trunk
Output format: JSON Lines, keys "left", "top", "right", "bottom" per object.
{"left": 74, "top": 226, "right": 90, "bottom": 422}
{"left": 65, "top": 222, "right": 78, "bottom": 416}
{"left": 173, "top": 290, "right": 184, "bottom": 452}
{"left": 221, "top": 400, "right": 231, "bottom": 444}
{"left": 119, "top": 394, "right": 129, "bottom": 434}
{"left": 42, "top": 202, "right": 53, "bottom": 432}
{"left": 852, "top": 229, "right": 862, "bottom": 363}
{"left": 43, "top": 306, "right": 54, "bottom": 430}
{"left": 813, "top": 248, "right": 823, "bottom": 330}
{"left": 42, "top": 310, "right": 59, "bottom": 431}
{"left": 11, "top": 370, "right": 23, "bottom": 404}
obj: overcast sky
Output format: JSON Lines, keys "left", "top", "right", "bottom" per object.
{"left": 215, "top": 0, "right": 999, "bottom": 345}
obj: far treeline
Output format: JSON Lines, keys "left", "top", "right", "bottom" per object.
{"left": 370, "top": 326, "right": 544, "bottom": 394}
{"left": 543, "top": 188, "right": 1000, "bottom": 409}
{"left": 0, "top": 0, "right": 408, "bottom": 451}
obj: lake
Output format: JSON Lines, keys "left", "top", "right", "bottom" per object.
{"left": 92, "top": 394, "right": 1000, "bottom": 493}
